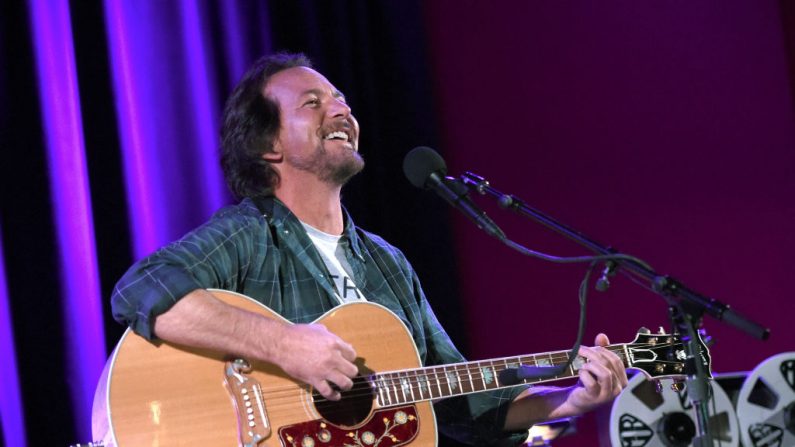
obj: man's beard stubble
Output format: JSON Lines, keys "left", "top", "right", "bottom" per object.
{"left": 286, "top": 142, "right": 365, "bottom": 187}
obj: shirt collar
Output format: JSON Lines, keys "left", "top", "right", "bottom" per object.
{"left": 250, "top": 195, "right": 366, "bottom": 261}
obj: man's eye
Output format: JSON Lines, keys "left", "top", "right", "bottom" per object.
{"left": 305, "top": 98, "right": 320, "bottom": 106}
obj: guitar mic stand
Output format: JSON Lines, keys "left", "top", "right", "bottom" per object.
{"left": 457, "top": 171, "right": 771, "bottom": 445}
{"left": 666, "top": 302, "right": 714, "bottom": 447}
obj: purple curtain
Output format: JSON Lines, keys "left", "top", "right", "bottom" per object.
{"left": 1, "top": 1, "right": 453, "bottom": 445}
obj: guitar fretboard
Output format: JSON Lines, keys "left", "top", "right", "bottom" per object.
{"left": 372, "top": 345, "right": 628, "bottom": 407}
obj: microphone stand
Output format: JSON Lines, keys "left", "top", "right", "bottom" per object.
{"left": 458, "top": 172, "right": 770, "bottom": 446}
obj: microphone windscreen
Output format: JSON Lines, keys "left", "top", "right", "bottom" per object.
{"left": 403, "top": 146, "right": 447, "bottom": 189}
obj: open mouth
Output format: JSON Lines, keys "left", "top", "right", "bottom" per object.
{"left": 323, "top": 130, "right": 350, "bottom": 142}
{"left": 322, "top": 129, "right": 357, "bottom": 151}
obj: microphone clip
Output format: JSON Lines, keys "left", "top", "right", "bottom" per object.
{"left": 595, "top": 260, "right": 617, "bottom": 292}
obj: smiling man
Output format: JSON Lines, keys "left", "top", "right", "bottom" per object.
{"left": 111, "top": 53, "right": 627, "bottom": 446}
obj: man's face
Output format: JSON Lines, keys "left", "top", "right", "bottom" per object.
{"left": 264, "top": 66, "right": 363, "bottom": 186}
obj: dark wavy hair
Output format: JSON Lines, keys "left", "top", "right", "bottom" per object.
{"left": 220, "top": 52, "right": 313, "bottom": 199}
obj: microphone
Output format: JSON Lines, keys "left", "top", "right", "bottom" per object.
{"left": 403, "top": 147, "right": 506, "bottom": 240}
{"left": 498, "top": 365, "right": 568, "bottom": 385}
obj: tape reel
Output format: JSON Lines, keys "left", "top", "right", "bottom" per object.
{"left": 736, "top": 352, "right": 795, "bottom": 447}
{"left": 609, "top": 373, "right": 739, "bottom": 447}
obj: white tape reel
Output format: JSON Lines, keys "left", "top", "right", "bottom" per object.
{"left": 736, "top": 352, "right": 795, "bottom": 447}
{"left": 609, "top": 373, "right": 739, "bottom": 447}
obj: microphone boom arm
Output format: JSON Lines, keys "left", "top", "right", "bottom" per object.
{"left": 459, "top": 172, "right": 769, "bottom": 341}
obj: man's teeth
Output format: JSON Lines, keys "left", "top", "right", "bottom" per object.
{"left": 324, "top": 131, "right": 349, "bottom": 141}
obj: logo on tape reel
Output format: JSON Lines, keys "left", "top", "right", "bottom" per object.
{"left": 736, "top": 353, "right": 795, "bottom": 447}
{"left": 617, "top": 413, "right": 654, "bottom": 447}
{"left": 610, "top": 373, "right": 739, "bottom": 447}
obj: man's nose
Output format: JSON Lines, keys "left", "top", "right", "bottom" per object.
{"left": 327, "top": 97, "right": 352, "bottom": 118}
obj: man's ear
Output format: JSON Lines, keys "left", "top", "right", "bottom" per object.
{"left": 262, "top": 144, "right": 283, "bottom": 163}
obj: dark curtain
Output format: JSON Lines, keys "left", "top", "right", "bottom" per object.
{"left": 0, "top": 1, "right": 464, "bottom": 445}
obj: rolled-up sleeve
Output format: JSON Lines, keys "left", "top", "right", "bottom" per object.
{"left": 111, "top": 206, "right": 263, "bottom": 339}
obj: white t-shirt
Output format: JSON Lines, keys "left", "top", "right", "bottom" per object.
{"left": 301, "top": 222, "right": 366, "bottom": 304}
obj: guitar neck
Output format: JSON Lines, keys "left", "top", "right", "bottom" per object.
{"left": 372, "top": 344, "right": 629, "bottom": 407}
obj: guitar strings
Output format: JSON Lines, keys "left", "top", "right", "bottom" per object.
{"left": 247, "top": 342, "right": 684, "bottom": 411}
{"left": 258, "top": 342, "right": 676, "bottom": 403}
{"left": 258, "top": 353, "right": 674, "bottom": 419}
{"left": 259, "top": 354, "right": 687, "bottom": 418}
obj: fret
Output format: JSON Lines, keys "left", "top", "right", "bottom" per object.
{"left": 416, "top": 372, "right": 426, "bottom": 400}
{"left": 547, "top": 353, "right": 556, "bottom": 379}
{"left": 461, "top": 365, "right": 475, "bottom": 394}
{"left": 551, "top": 353, "right": 559, "bottom": 378}
{"left": 440, "top": 366, "right": 451, "bottom": 396}
{"left": 377, "top": 374, "right": 390, "bottom": 406}
{"left": 405, "top": 371, "right": 417, "bottom": 402}
{"left": 493, "top": 360, "right": 501, "bottom": 387}
{"left": 434, "top": 366, "right": 443, "bottom": 398}
{"left": 483, "top": 363, "right": 497, "bottom": 390}
{"left": 375, "top": 375, "right": 384, "bottom": 406}
{"left": 527, "top": 355, "right": 538, "bottom": 372}
{"left": 445, "top": 367, "right": 459, "bottom": 396}
{"left": 375, "top": 374, "right": 387, "bottom": 407}
{"left": 393, "top": 373, "right": 403, "bottom": 403}
{"left": 425, "top": 370, "right": 434, "bottom": 398}
{"left": 424, "top": 368, "right": 436, "bottom": 400}
{"left": 477, "top": 361, "right": 487, "bottom": 391}
{"left": 513, "top": 356, "right": 525, "bottom": 369}
{"left": 443, "top": 366, "right": 454, "bottom": 396}
{"left": 389, "top": 374, "right": 400, "bottom": 403}
{"left": 468, "top": 363, "right": 478, "bottom": 392}
{"left": 536, "top": 353, "right": 551, "bottom": 367}
{"left": 529, "top": 355, "right": 539, "bottom": 369}
{"left": 383, "top": 374, "right": 393, "bottom": 405}
{"left": 398, "top": 372, "right": 408, "bottom": 403}
{"left": 504, "top": 357, "right": 519, "bottom": 385}
{"left": 455, "top": 365, "right": 470, "bottom": 395}
{"left": 530, "top": 352, "right": 553, "bottom": 381}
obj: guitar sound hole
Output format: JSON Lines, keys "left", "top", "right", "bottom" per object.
{"left": 313, "top": 376, "right": 375, "bottom": 427}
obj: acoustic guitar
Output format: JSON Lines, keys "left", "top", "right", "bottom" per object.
{"left": 92, "top": 290, "right": 708, "bottom": 446}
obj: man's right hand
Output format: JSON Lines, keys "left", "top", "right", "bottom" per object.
{"left": 270, "top": 323, "right": 359, "bottom": 401}
{"left": 153, "top": 290, "right": 359, "bottom": 401}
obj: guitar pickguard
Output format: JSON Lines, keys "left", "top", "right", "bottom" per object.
{"left": 278, "top": 406, "right": 419, "bottom": 447}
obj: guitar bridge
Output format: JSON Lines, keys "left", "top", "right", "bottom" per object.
{"left": 224, "top": 359, "right": 271, "bottom": 446}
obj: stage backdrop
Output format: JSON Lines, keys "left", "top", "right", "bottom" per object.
{"left": 1, "top": 1, "right": 793, "bottom": 446}
{"left": 424, "top": 1, "right": 795, "bottom": 445}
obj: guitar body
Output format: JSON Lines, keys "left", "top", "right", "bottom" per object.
{"left": 92, "top": 290, "right": 437, "bottom": 446}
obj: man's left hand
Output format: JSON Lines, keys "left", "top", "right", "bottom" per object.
{"left": 504, "top": 333, "right": 629, "bottom": 430}
{"left": 562, "top": 333, "right": 628, "bottom": 414}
